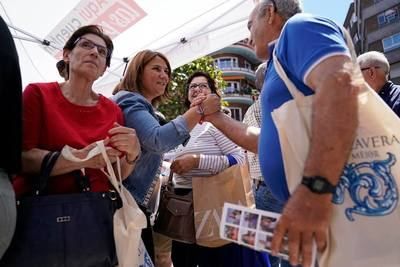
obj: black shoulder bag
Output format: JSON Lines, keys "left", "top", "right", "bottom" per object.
{"left": 1, "top": 151, "right": 122, "bottom": 267}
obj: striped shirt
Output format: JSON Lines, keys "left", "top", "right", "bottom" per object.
{"left": 242, "top": 100, "right": 263, "bottom": 181}
{"left": 173, "top": 122, "right": 245, "bottom": 188}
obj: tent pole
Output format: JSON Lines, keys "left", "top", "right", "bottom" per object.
{"left": 198, "top": 0, "right": 247, "bottom": 33}
{"left": 159, "top": 0, "right": 248, "bottom": 56}
{"left": 157, "top": 16, "right": 247, "bottom": 53}
{"left": 11, "top": 35, "right": 43, "bottom": 44}
{"left": 7, "top": 23, "right": 60, "bottom": 50}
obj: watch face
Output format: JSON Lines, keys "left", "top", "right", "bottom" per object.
{"left": 313, "top": 180, "right": 325, "bottom": 191}
{"left": 302, "top": 176, "right": 335, "bottom": 194}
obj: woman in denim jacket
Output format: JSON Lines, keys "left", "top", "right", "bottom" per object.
{"left": 112, "top": 50, "right": 220, "bottom": 260}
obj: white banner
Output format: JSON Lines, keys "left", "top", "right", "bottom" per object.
{"left": 43, "top": 0, "right": 146, "bottom": 58}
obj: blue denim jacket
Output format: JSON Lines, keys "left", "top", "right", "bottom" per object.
{"left": 113, "top": 91, "right": 190, "bottom": 206}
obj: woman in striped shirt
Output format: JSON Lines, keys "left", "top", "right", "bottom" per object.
{"left": 170, "top": 71, "right": 270, "bottom": 267}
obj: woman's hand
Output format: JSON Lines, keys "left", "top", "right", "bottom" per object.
{"left": 71, "top": 140, "right": 121, "bottom": 169}
{"left": 190, "top": 93, "right": 207, "bottom": 107}
{"left": 170, "top": 154, "right": 199, "bottom": 175}
{"left": 108, "top": 122, "right": 141, "bottom": 164}
{"left": 190, "top": 93, "right": 221, "bottom": 115}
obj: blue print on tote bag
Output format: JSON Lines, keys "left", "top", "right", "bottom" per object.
{"left": 333, "top": 152, "right": 398, "bottom": 221}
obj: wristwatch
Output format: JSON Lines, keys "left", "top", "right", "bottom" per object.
{"left": 301, "top": 176, "right": 336, "bottom": 194}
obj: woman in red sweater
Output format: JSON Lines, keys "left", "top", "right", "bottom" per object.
{"left": 15, "top": 25, "right": 140, "bottom": 195}
{"left": 6, "top": 25, "right": 140, "bottom": 267}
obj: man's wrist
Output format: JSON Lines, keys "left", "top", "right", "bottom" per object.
{"left": 301, "top": 175, "right": 336, "bottom": 194}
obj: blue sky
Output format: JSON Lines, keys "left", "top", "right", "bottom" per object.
{"left": 302, "top": 0, "right": 353, "bottom": 25}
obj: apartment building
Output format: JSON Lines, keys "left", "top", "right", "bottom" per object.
{"left": 210, "top": 39, "right": 262, "bottom": 121}
{"left": 344, "top": 0, "right": 400, "bottom": 83}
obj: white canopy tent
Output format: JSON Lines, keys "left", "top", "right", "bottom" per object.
{"left": 1, "top": 0, "right": 255, "bottom": 96}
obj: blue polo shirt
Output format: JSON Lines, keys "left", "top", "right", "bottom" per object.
{"left": 258, "top": 13, "right": 350, "bottom": 202}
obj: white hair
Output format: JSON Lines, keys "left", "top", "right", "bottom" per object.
{"left": 357, "top": 51, "right": 390, "bottom": 75}
{"left": 258, "top": 0, "right": 303, "bottom": 22}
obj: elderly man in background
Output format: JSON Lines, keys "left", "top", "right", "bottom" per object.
{"left": 203, "top": 0, "right": 361, "bottom": 266}
{"left": 357, "top": 51, "right": 400, "bottom": 117}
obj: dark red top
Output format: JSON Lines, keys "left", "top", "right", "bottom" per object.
{"left": 13, "top": 82, "right": 124, "bottom": 196}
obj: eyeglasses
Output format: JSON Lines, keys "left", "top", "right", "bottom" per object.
{"left": 188, "top": 83, "right": 209, "bottom": 91}
{"left": 73, "top": 37, "right": 109, "bottom": 58}
{"left": 361, "top": 66, "right": 381, "bottom": 71}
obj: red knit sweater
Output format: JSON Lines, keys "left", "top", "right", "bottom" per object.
{"left": 13, "top": 82, "right": 124, "bottom": 196}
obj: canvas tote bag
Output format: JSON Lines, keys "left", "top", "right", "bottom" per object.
{"left": 271, "top": 30, "right": 400, "bottom": 266}
{"left": 63, "top": 141, "right": 150, "bottom": 267}
{"left": 192, "top": 164, "right": 255, "bottom": 247}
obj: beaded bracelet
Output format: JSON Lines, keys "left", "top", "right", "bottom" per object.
{"left": 197, "top": 105, "right": 205, "bottom": 124}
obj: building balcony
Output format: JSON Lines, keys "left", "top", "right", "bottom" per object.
{"left": 362, "top": 0, "right": 400, "bottom": 19}
{"left": 366, "top": 21, "right": 400, "bottom": 44}
{"left": 211, "top": 44, "right": 261, "bottom": 65}
{"left": 217, "top": 67, "right": 256, "bottom": 82}
{"left": 386, "top": 46, "right": 400, "bottom": 64}
{"left": 222, "top": 94, "right": 253, "bottom": 104}
{"left": 218, "top": 66, "right": 255, "bottom": 74}
{"left": 222, "top": 86, "right": 254, "bottom": 95}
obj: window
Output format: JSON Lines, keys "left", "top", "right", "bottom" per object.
{"left": 352, "top": 33, "right": 359, "bottom": 44}
{"left": 382, "top": 32, "right": 400, "bottom": 52}
{"left": 228, "top": 107, "right": 242, "bottom": 121}
{"left": 377, "top": 8, "right": 399, "bottom": 26}
{"left": 214, "top": 57, "right": 238, "bottom": 69}
{"left": 351, "top": 13, "right": 357, "bottom": 24}
{"left": 224, "top": 82, "right": 240, "bottom": 94}
{"left": 244, "top": 60, "right": 252, "bottom": 70}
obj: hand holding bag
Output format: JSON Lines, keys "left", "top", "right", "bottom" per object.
{"left": 271, "top": 28, "right": 400, "bottom": 266}
{"left": 153, "top": 172, "right": 196, "bottom": 244}
{"left": 192, "top": 164, "right": 255, "bottom": 247}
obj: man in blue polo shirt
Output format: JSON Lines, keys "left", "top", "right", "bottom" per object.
{"left": 204, "top": 0, "right": 361, "bottom": 266}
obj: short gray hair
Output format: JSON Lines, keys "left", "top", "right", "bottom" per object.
{"left": 258, "top": 0, "right": 302, "bottom": 22}
{"left": 357, "top": 51, "right": 390, "bottom": 75}
{"left": 255, "top": 62, "right": 268, "bottom": 91}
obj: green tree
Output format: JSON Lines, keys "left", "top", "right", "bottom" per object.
{"left": 158, "top": 56, "right": 225, "bottom": 121}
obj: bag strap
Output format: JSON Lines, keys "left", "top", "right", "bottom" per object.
{"left": 340, "top": 26, "right": 358, "bottom": 62}
{"left": 167, "top": 170, "right": 174, "bottom": 185}
{"left": 272, "top": 27, "right": 358, "bottom": 104}
{"left": 35, "top": 151, "right": 60, "bottom": 195}
{"left": 96, "top": 141, "right": 123, "bottom": 195}
{"left": 272, "top": 52, "right": 307, "bottom": 104}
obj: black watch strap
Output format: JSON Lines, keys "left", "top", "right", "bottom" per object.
{"left": 301, "top": 176, "right": 336, "bottom": 194}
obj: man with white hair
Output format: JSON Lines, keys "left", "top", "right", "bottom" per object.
{"left": 357, "top": 51, "right": 400, "bottom": 116}
{"left": 202, "top": 0, "right": 362, "bottom": 266}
